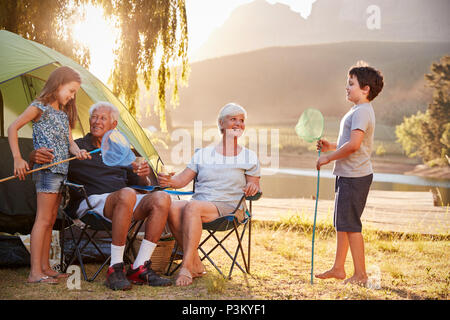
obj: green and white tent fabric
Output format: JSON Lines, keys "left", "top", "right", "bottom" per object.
{"left": 0, "top": 30, "right": 162, "bottom": 234}
{"left": 0, "top": 30, "right": 161, "bottom": 169}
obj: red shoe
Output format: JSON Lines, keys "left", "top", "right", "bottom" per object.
{"left": 105, "top": 262, "right": 132, "bottom": 291}
{"left": 127, "top": 260, "right": 172, "bottom": 286}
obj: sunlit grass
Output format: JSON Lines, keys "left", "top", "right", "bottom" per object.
{"left": 1, "top": 217, "right": 448, "bottom": 300}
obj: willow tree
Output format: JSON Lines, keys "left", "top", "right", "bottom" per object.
{"left": 0, "top": 0, "right": 91, "bottom": 67}
{"left": 0, "top": 0, "right": 189, "bottom": 131}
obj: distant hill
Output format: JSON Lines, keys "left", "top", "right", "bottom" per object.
{"left": 194, "top": 0, "right": 450, "bottom": 62}
{"left": 139, "top": 41, "right": 450, "bottom": 129}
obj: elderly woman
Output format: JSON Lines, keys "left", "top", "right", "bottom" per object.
{"left": 158, "top": 103, "right": 261, "bottom": 286}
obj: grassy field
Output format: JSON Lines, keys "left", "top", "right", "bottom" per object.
{"left": 1, "top": 214, "right": 448, "bottom": 300}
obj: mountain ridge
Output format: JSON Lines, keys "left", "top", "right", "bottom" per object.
{"left": 139, "top": 41, "right": 450, "bottom": 129}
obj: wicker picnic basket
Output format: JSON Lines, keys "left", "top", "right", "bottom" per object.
{"left": 133, "top": 232, "right": 175, "bottom": 274}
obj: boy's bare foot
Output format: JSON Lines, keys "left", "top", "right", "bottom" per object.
{"left": 315, "top": 268, "right": 346, "bottom": 280}
{"left": 344, "top": 274, "right": 368, "bottom": 286}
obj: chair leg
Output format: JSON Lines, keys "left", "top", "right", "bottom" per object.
{"left": 200, "top": 229, "right": 234, "bottom": 260}
{"left": 124, "top": 219, "right": 144, "bottom": 263}
{"left": 82, "top": 230, "right": 109, "bottom": 261}
{"left": 65, "top": 225, "right": 89, "bottom": 281}
{"left": 89, "top": 256, "right": 111, "bottom": 282}
{"left": 248, "top": 218, "right": 251, "bottom": 273}
{"left": 166, "top": 242, "right": 180, "bottom": 276}
{"left": 198, "top": 245, "right": 226, "bottom": 278}
{"left": 200, "top": 229, "right": 246, "bottom": 277}
{"left": 212, "top": 230, "right": 246, "bottom": 275}
{"left": 62, "top": 216, "right": 144, "bottom": 282}
{"left": 60, "top": 216, "right": 66, "bottom": 272}
{"left": 228, "top": 221, "right": 249, "bottom": 278}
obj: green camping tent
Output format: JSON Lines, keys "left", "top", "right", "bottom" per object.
{"left": 0, "top": 30, "right": 163, "bottom": 234}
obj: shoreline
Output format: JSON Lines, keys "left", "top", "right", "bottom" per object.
{"left": 277, "top": 152, "right": 450, "bottom": 180}
{"left": 158, "top": 148, "right": 449, "bottom": 180}
{"left": 404, "top": 164, "right": 450, "bottom": 180}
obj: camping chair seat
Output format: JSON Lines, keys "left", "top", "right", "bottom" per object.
{"left": 166, "top": 192, "right": 261, "bottom": 279}
{"left": 60, "top": 181, "right": 143, "bottom": 282}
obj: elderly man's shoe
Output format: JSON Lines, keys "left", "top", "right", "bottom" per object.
{"left": 105, "top": 262, "right": 132, "bottom": 290}
{"left": 127, "top": 260, "right": 172, "bottom": 286}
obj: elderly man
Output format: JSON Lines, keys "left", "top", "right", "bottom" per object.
{"left": 31, "top": 101, "right": 172, "bottom": 290}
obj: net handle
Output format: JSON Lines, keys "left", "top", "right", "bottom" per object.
{"left": 0, "top": 148, "right": 101, "bottom": 183}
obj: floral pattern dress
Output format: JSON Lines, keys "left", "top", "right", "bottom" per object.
{"left": 31, "top": 101, "right": 70, "bottom": 175}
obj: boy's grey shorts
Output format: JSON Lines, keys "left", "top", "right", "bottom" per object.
{"left": 333, "top": 174, "right": 373, "bottom": 232}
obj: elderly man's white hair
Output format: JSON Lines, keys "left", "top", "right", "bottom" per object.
{"left": 217, "top": 103, "right": 247, "bottom": 132}
{"left": 89, "top": 101, "right": 120, "bottom": 123}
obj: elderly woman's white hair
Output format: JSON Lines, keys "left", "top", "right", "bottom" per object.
{"left": 89, "top": 101, "right": 120, "bottom": 123}
{"left": 217, "top": 103, "right": 247, "bottom": 133}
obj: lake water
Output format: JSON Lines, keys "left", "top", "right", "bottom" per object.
{"left": 260, "top": 168, "right": 450, "bottom": 206}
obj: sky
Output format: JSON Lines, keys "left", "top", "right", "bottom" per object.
{"left": 71, "top": 0, "right": 316, "bottom": 83}
{"left": 185, "top": 0, "right": 316, "bottom": 58}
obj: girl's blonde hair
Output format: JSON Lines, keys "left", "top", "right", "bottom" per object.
{"left": 36, "top": 66, "right": 81, "bottom": 129}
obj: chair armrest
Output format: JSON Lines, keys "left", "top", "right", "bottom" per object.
{"left": 245, "top": 191, "right": 262, "bottom": 201}
{"left": 63, "top": 181, "right": 85, "bottom": 189}
{"left": 62, "top": 180, "right": 93, "bottom": 210}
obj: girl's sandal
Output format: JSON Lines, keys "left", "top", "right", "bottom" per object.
{"left": 27, "top": 276, "right": 59, "bottom": 284}
{"left": 51, "top": 272, "right": 70, "bottom": 279}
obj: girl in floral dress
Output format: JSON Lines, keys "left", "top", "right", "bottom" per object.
{"left": 8, "top": 66, "right": 90, "bottom": 284}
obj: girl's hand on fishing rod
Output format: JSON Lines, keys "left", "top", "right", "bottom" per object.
{"left": 72, "top": 149, "right": 90, "bottom": 160}
{"left": 70, "top": 143, "right": 90, "bottom": 160}
{"left": 14, "top": 156, "right": 29, "bottom": 181}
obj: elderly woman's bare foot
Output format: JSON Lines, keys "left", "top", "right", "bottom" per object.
{"left": 192, "top": 262, "right": 207, "bottom": 278}
{"left": 176, "top": 267, "right": 193, "bottom": 286}
{"left": 315, "top": 268, "right": 346, "bottom": 280}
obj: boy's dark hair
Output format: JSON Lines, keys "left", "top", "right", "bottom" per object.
{"left": 348, "top": 61, "right": 384, "bottom": 101}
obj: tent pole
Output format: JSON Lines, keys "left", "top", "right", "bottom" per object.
{"left": 0, "top": 89, "right": 3, "bottom": 137}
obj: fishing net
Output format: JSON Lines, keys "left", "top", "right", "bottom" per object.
{"left": 294, "top": 108, "right": 324, "bottom": 142}
{"left": 101, "top": 129, "right": 136, "bottom": 167}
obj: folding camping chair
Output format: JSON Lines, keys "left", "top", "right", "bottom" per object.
{"left": 59, "top": 181, "right": 144, "bottom": 282}
{"left": 166, "top": 191, "right": 262, "bottom": 279}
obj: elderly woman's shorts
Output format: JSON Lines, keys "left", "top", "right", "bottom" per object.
{"left": 32, "top": 170, "right": 66, "bottom": 193}
{"left": 211, "top": 201, "right": 247, "bottom": 223}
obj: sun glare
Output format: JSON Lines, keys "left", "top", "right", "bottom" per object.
{"left": 71, "top": 4, "right": 120, "bottom": 84}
